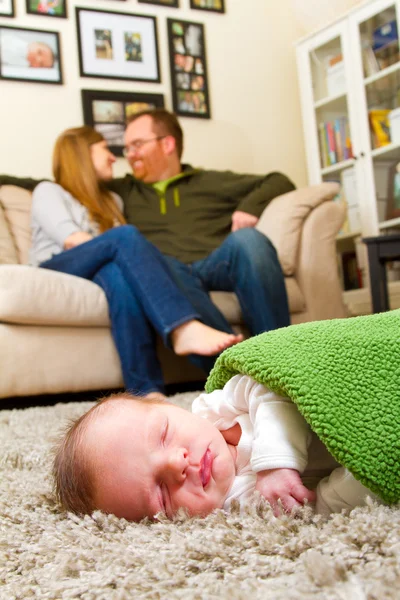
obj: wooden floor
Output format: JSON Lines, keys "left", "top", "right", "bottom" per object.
{"left": 0, "top": 381, "right": 204, "bottom": 411}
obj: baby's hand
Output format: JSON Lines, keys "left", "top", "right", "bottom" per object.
{"left": 255, "top": 468, "right": 316, "bottom": 516}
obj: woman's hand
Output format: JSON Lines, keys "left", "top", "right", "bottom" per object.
{"left": 255, "top": 468, "right": 316, "bottom": 516}
{"left": 63, "top": 231, "right": 93, "bottom": 249}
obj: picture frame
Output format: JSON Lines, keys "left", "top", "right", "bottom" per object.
{"left": 138, "top": 0, "right": 179, "bottom": 6}
{"left": 81, "top": 89, "right": 165, "bottom": 157}
{"left": 0, "top": 0, "right": 15, "bottom": 17}
{"left": 76, "top": 7, "right": 161, "bottom": 83}
{"left": 386, "top": 161, "right": 400, "bottom": 220}
{"left": 26, "top": 0, "right": 67, "bottom": 19}
{"left": 0, "top": 25, "right": 62, "bottom": 84}
{"left": 167, "top": 18, "right": 211, "bottom": 119}
{"left": 189, "top": 0, "right": 225, "bottom": 14}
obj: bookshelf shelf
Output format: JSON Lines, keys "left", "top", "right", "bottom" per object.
{"left": 364, "top": 59, "right": 400, "bottom": 86}
{"left": 371, "top": 141, "right": 400, "bottom": 159}
{"left": 321, "top": 159, "right": 355, "bottom": 176}
{"left": 380, "top": 215, "right": 400, "bottom": 228}
{"left": 314, "top": 92, "right": 347, "bottom": 110}
{"left": 296, "top": 0, "right": 400, "bottom": 292}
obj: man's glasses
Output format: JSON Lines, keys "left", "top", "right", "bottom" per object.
{"left": 122, "top": 136, "right": 166, "bottom": 157}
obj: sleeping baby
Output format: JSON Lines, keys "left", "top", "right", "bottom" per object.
{"left": 53, "top": 309, "right": 400, "bottom": 521}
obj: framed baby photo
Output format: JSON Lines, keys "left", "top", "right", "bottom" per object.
{"left": 0, "top": 0, "right": 15, "bottom": 17}
{"left": 167, "top": 18, "right": 211, "bottom": 119}
{"left": 76, "top": 7, "right": 161, "bottom": 83}
{"left": 189, "top": 0, "right": 225, "bottom": 13}
{"left": 81, "top": 88, "right": 165, "bottom": 156}
{"left": 138, "top": 0, "right": 179, "bottom": 6}
{"left": 26, "top": 0, "right": 67, "bottom": 19}
{"left": 0, "top": 25, "right": 63, "bottom": 84}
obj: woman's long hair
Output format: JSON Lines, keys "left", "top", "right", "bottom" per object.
{"left": 52, "top": 126, "right": 125, "bottom": 232}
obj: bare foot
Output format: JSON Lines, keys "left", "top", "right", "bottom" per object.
{"left": 144, "top": 391, "right": 167, "bottom": 402}
{"left": 171, "top": 320, "right": 243, "bottom": 356}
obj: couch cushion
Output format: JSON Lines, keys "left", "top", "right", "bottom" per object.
{"left": 0, "top": 265, "right": 305, "bottom": 328}
{"left": 0, "top": 265, "right": 110, "bottom": 326}
{"left": 0, "top": 200, "right": 19, "bottom": 264}
{"left": 257, "top": 183, "right": 340, "bottom": 276}
{"left": 0, "top": 185, "right": 32, "bottom": 264}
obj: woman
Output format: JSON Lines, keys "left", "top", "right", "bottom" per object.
{"left": 30, "top": 126, "right": 242, "bottom": 398}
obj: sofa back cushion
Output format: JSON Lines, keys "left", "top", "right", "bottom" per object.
{"left": 256, "top": 182, "right": 340, "bottom": 276}
{"left": 0, "top": 200, "right": 19, "bottom": 264}
{"left": 0, "top": 185, "right": 32, "bottom": 264}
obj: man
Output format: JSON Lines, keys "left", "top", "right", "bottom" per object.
{"left": 109, "top": 109, "right": 295, "bottom": 373}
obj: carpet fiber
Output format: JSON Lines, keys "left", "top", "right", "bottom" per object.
{"left": 1, "top": 392, "right": 400, "bottom": 599}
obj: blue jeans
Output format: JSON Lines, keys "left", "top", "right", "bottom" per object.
{"left": 40, "top": 225, "right": 199, "bottom": 395}
{"left": 164, "top": 228, "right": 290, "bottom": 372}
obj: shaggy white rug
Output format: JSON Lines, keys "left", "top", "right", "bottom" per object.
{"left": 1, "top": 392, "right": 400, "bottom": 600}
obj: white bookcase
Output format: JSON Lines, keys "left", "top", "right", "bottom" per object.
{"left": 296, "top": 0, "right": 400, "bottom": 290}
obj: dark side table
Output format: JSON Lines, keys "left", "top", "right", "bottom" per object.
{"left": 363, "top": 233, "right": 400, "bottom": 313}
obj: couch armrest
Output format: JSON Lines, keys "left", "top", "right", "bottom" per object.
{"left": 296, "top": 199, "right": 347, "bottom": 321}
{"left": 256, "top": 183, "right": 340, "bottom": 276}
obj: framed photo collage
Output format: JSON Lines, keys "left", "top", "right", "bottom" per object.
{"left": 0, "top": 0, "right": 227, "bottom": 126}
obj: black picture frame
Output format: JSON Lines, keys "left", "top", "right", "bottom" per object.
{"left": 167, "top": 18, "right": 210, "bottom": 119}
{"left": 81, "top": 89, "right": 165, "bottom": 156}
{"left": 0, "top": 24, "right": 63, "bottom": 84}
{"left": 0, "top": 0, "right": 15, "bottom": 17}
{"left": 76, "top": 7, "right": 161, "bottom": 83}
{"left": 138, "top": 0, "right": 179, "bottom": 6}
{"left": 26, "top": 0, "right": 67, "bottom": 18}
{"left": 189, "top": 0, "right": 225, "bottom": 14}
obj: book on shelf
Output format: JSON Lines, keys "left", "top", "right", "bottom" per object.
{"left": 362, "top": 43, "right": 380, "bottom": 77}
{"left": 369, "top": 109, "right": 391, "bottom": 148}
{"left": 371, "top": 20, "right": 399, "bottom": 71}
{"left": 318, "top": 117, "right": 353, "bottom": 168}
{"left": 328, "top": 53, "right": 343, "bottom": 67}
{"left": 372, "top": 19, "right": 398, "bottom": 51}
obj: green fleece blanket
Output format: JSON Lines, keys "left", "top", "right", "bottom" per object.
{"left": 206, "top": 310, "right": 400, "bottom": 504}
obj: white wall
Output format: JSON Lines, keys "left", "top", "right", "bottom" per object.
{"left": 0, "top": 0, "right": 362, "bottom": 186}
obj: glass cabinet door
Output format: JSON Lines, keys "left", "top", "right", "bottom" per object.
{"left": 351, "top": 0, "right": 400, "bottom": 230}
{"left": 307, "top": 25, "right": 357, "bottom": 178}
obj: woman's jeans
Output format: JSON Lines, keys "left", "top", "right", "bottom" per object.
{"left": 164, "top": 228, "right": 290, "bottom": 373}
{"left": 40, "top": 226, "right": 199, "bottom": 395}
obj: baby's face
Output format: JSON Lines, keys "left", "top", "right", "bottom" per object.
{"left": 85, "top": 400, "right": 236, "bottom": 521}
{"left": 27, "top": 43, "right": 53, "bottom": 68}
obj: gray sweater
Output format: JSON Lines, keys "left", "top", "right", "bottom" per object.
{"left": 29, "top": 181, "right": 123, "bottom": 266}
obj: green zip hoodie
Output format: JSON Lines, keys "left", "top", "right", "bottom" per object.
{"left": 109, "top": 165, "right": 295, "bottom": 264}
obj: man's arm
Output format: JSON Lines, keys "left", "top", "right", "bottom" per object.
{"left": 0, "top": 175, "right": 45, "bottom": 191}
{"left": 237, "top": 171, "right": 295, "bottom": 215}
{"left": 230, "top": 171, "right": 295, "bottom": 231}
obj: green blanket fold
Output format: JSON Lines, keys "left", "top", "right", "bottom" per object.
{"left": 206, "top": 310, "right": 400, "bottom": 504}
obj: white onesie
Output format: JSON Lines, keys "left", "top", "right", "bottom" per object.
{"left": 192, "top": 375, "right": 381, "bottom": 515}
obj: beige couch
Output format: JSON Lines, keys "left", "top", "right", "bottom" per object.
{"left": 0, "top": 181, "right": 347, "bottom": 400}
